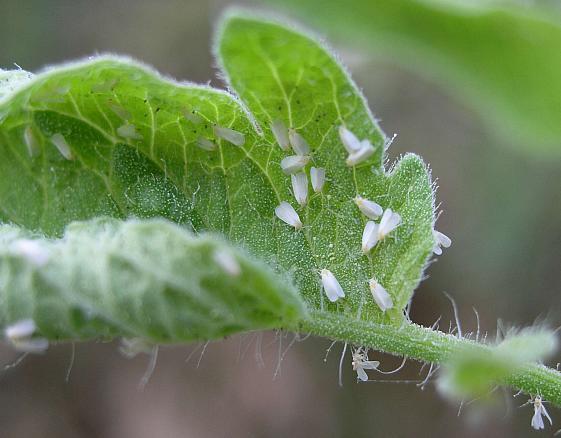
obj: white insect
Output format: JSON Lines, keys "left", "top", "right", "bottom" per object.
{"left": 271, "top": 119, "right": 290, "bottom": 151}
{"left": 346, "top": 140, "right": 375, "bottom": 166}
{"left": 433, "top": 230, "right": 452, "bottom": 255}
{"left": 117, "top": 123, "right": 143, "bottom": 140}
{"left": 108, "top": 102, "right": 132, "bottom": 120}
{"left": 529, "top": 396, "right": 552, "bottom": 430}
{"left": 196, "top": 137, "right": 217, "bottom": 151}
{"left": 214, "top": 125, "right": 245, "bottom": 146}
{"left": 351, "top": 347, "right": 379, "bottom": 382}
{"left": 4, "top": 319, "right": 49, "bottom": 354}
{"left": 119, "top": 338, "right": 153, "bottom": 359}
{"left": 213, "top": 249, "right": 241, "bottom": 277}
{"left": 274, "top": 201, "right": 303, "bottom": 230}
{"left": 10, "top": 239, "right": 50, "bottom": 267}
{"left": 280, "top": 155, "right": 310, "bottom": 175}
{"left": 184, "top": 109, "right": 203, "bottom": 124}
{"left": 354, "top": 196, "right": 383, "bottom": 219}
{"left": 320, "top": 269, "right": 345, "bottom": 302}
{"left": 339, "top": 126, "right": 376, "bottom": 166}
{"left": 368, "top": 278, "right": 394, "bottom": 311}
{"left": 50, "top": 133, "right": 74, "bottom": 160}
{"left": 291, "top": 172, "right": 308, "bottom": 207}
{"left": 361, "top": 209, "right": 401, "bottom": 254}
{"left": 338, "top": 125, "right": 362, "bottom": 153}
{"left": 288, "top": 128, "right": 310, "bottom": 155}
{"left": 361, "top": 220, "right": 379, "bottom": 254}
{"left": 23, "top": 126, "right": 40, "bottom": 158}
{"left": 310, "top": 167, "right": 326, "bottom": 193}
{"left": 378, "top": 208, "right": 401, "bottom": 239}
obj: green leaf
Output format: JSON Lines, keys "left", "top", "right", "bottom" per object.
{"left": 0, "top": 218, "right": 306, "bottom": 342}
{"left": 0, "top": 12, "right": 434, "bottom": 327}
{"left": 270, "top": 0, "right": 561, "bottom": 155}
{"left": 216, "top": 12, "right": 435, "bottom": 323}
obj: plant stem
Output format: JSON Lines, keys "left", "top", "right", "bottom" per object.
{"left": 295, "top": 310, "right": 561, "bottom": 406}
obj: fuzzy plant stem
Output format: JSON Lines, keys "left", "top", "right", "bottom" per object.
{"left": 296, "top": 310, "right": 561, "bottom": 406}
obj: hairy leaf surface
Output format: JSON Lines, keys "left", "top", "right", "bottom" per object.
{"left": 0, "top": 218, "right": 306, "bottom": 341}
{"left": 0, "top": 12, "right": 434, "bottom": 338}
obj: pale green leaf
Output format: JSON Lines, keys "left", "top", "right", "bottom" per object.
{"left": 0, "top": 13, "right": 435, "bottom": 327}
{"left": 0, "top": 218, "right": 306, "bottom": 342}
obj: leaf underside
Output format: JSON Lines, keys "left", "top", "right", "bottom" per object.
{"left": 0, "top": 11, "right": 435, "bottom": 341}
{"left": 0, "top": 218, "right": 305, "bottom": 342}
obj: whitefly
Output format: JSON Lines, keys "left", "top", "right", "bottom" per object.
{"left": 51, "top": 133, "right": 74, "bottom": 160}
{"left": 354, "top": 196, "right": 383, "bottom": 219}
{"left": 281, "top": 155, "right": 310, "bottom": 175}
{"left": 271, "top": 119, "right": 290, "bottom": 151}
{"left": 320, "top": 269, "right": 345, "bottom": 302}
{"left": 288, "top": 128, "right": 310, "bottom": 155}
{"left": 291, "top": 172, "right": 308, "bottom": 207}
{"left": 433, "top": 230, "right": 452, "bottom": 255}
{"left": 274, "top": 201, "right": 303, "bottom": 230}
{"left": 214, "top": 125, "right": 245, "bottom": 147}
{"left": 310, "top": 167, "right": 326, "bottom": 193}
{"left": 361, "top": 221, "right": 379, "bottom": 254}
{"left": 369, "top": 278, "right": 394, "bottom": 312}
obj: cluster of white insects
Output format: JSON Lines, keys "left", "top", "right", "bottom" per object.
{"left": 270, "top": 121, "right": 450, "bottom": 313}
{"left": 11, "top": 82, "right": 553, "bottom": 432}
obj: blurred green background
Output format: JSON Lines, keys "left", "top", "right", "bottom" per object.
{"left": 1, "top": 0, "right": 560, "bottom": 436}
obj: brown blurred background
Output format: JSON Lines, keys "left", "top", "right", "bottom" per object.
{"left": 1, "top": 0, "right": 560, "bottom": 436}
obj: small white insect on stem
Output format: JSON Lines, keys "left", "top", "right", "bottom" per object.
{"left": 274, "top": 201, "right": 303, "bottom": 230}
{"left": 524, "top": 395, "right": 553, "bottom": 430}
{"left": 351, "top": 347, "right": 380, "bottom": 382}
{"left": 4, "top": 319, "right": 48, "bottom": 354}
{"left": 320, "top": 269, "right": 345, "bottom": 302}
